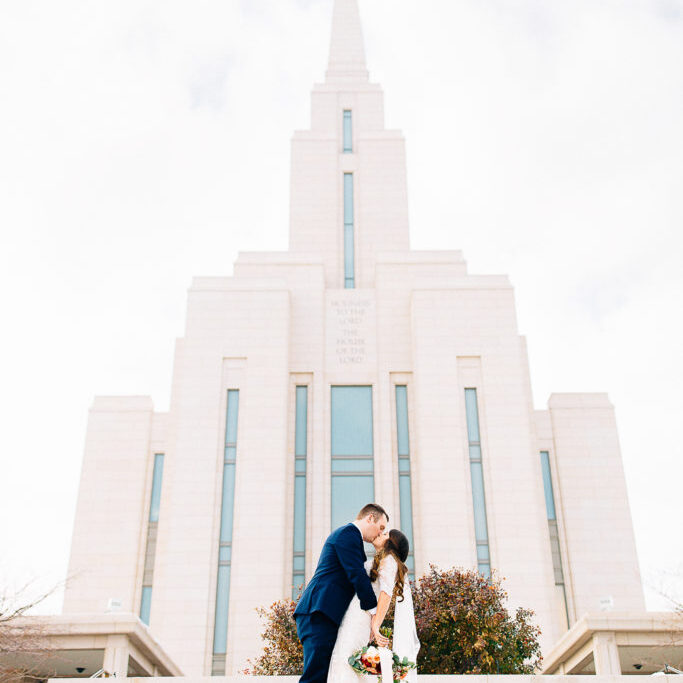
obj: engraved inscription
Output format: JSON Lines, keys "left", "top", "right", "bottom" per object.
{"left": 330, "top": 299, "right": 372, "bottom": 365}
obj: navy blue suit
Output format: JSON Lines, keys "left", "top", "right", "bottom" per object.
{"left": 294, "top": 523, "right": 377, "bottom": 683}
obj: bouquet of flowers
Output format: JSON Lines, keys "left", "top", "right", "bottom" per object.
{"left": 348, "top": 645, "right": 416, "bottom": 682}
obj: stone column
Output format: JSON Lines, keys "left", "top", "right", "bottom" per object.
{"left": 592, "top": 631, "right": 621, "bottom": 674}
{"left": 102, "top": 635, "right": 130, "bottom": 677}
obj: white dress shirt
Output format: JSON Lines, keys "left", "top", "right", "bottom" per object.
{"left": 352, "top": 521, "right": 377, "bottom": 615}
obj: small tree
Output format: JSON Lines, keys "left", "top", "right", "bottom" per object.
{"left": 242, "top": 566, "right": 542, "bottom": 675}
{"left": 241, "top": 598, "right": 303, "bottom": 675}
{"left": 650, "top": 564, "right": 683, "bottom": 615}
{"left": 0, "top": 576, "right": 65, "bottom": 683}
{"left": 413, "top": 565, "right": 542, "bottom": 674}
{"left": 643, "top": 565, "right": 683, "bottom": 671}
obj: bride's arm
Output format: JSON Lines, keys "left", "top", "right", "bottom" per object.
{"left": 370, "top": 591, "right": 392, "bottom": 646}
{"left": 371, "top": 556, "right": 398, "bottom": 644}
{"left": 373, "top": 590, "right": 392, "bottom": 625}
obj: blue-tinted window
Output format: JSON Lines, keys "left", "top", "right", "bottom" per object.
{"left": 469, "top": 462, "right": 489, "bottom": 542}
{"left": 139, "top": 452, "right": 164, "bottom": 625}
{"left": 140, "top": 586, "right": 152, "bottom": 625}
{"left": 398, "top": 475, "right": 414, "bottom": 551}
{"left": 343, "top": 110, "right": 352, "bottom": 153}
{"left": 219, "top": 464, "right": 236, "bottom": 543}
{"left": 293, "top": 476, "right": 307, "bottom": 551}
{"left": 396, "top": 386, "right": 415, "bottom": 578}
{"left": 396, "top": 386, "right": 410, "bottom": 457}
{"left": 331, "top": 386, "right": 372, "bottom": 456}
{"left": 344, "top": 174, "right": 355, "bottom": 289}
{"left": 331, "top": 475, "right": 375, "bottom": 530}
{"left": 464, "top": 389, "right": 481, "bottom": 443}
{"left": 293, "top": 387, "right": 308, "bottom": 598}
{"left": 292, "top": 574, "right": 305, "bottom": 599}
{"left": 540, "top": 451, "right": 557, "bottom": 520}
{"left": 213, "top": 565, "right": 231, "bottom": 655}
{"left": 540, "top": 450, "right": 570, "bottom": 625}
{"left": 225, "top": 391, "right": 239, "bottom": 444}
{"left": 295, "top": 386, "right": 308, "bottom": 457}
{"left": 149, "top": 453, "right": 164, "bottom": 523}
{"left": 213, "top": 390, "right": 239, "bottom": 665}
{"left": 331, "top": 387, "right": 374, "bottom": 533}
{"left": 464, "top": 389, "right": 491, "bottom": 579}
{"left": 293, "top": 553, "right": 305, "bottom": 572}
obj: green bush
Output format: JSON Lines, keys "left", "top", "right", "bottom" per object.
{"left": 414, "top": 565, "right": 542, "bottom": 674}
{"left": 242, "top": 566, "right": 542, "bottom": 675}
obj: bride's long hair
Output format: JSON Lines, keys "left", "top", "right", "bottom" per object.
{"left": 369, "top": 529, "right": 410, "bottom": 602}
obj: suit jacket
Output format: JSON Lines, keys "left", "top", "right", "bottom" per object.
{"left": 294, "top": 523, "right": 378, "bottom": 625}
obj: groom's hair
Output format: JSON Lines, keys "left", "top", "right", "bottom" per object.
{"left": 356, "top": 503, "right": 389, "bottom": 522}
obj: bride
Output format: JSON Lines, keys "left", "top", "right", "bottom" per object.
{"left": 327, "top": 529, "right": 420, "bottom": 683}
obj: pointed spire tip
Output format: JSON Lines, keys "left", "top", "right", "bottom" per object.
{"left": 326, "top": 0, "right": 369, "bottom": 83}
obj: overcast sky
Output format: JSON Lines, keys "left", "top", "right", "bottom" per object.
{"left": 0, "top": 0, "right": 681, "bottom": 616}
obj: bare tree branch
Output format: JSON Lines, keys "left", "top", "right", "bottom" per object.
{"left": 0, "top": 573, "right": 75, "bottom": 683}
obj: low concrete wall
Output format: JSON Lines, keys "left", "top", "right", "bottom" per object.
{"left": 48, "top": 676, "right": 681, "bottom": 682}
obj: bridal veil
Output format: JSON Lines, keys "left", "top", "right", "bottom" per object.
{"left": 392, "top": 578, "right": 420, "bottom": 683}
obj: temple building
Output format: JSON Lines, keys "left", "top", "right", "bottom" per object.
{"left": 62, "top": 0, "right": 646, "bottom": 676}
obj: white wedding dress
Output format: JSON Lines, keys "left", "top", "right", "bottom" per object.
{"left": 327, "top": 555, "right": 420, "bottom": 683}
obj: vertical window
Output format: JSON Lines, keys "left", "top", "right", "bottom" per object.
{"left": 212, "top": 390, "right": 239, "bottom": 676}
{"left": 395, "top": 386, "right": 415, "bottom": 579}
{"left": 292, "top": 386, "right": 308, "bottom": 599}
{"left": 331, "top": 387, "right": 374, "bottom": 534}
{"left": 464, "top": 389, "right": 491, "bottom": 578}
{"left": 343, "top": 110, "right": 353, "bottom": 153}
{"left": 540, "top": 451, "right": 570, "bottom": 627}
{"left": 139, "top": 452, "right": 164, "bottom": 626}
{"left": 344, "top": 173, "right": 355, "bottom": 289}
{"left": 140, "top": 586, "right": 152, "bottom": 625}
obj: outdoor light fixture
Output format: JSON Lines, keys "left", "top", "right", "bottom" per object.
{"left": 651, "top": 665, "right": 683, "bottom": 676}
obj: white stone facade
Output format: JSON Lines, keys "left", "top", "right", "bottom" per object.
{"left": 63, "top": 0, "right": 645, "bottom": 676}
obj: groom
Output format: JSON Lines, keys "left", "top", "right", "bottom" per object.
{"left": 294, "top": 503, "right": 390, "bottom": 683}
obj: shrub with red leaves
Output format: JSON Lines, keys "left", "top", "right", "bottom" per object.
{"left": 413, "top": 565, "right": 542, "bottom": 674}
{"left": 241, "top": 598, "right": 303, "bottom": 675}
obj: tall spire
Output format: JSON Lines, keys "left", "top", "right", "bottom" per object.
{"left": 326, "top": 0, "right": 369, "bottom": 83}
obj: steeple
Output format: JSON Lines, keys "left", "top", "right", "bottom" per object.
{"left": 289, "top": 0, "right": 410, "bottom": 286}
{"left": 326, "top": 0, "right": 369, "bottom": 83}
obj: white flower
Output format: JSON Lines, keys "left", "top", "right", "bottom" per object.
{"left": 365, "top": 646, "right": 379, "bottom": 657}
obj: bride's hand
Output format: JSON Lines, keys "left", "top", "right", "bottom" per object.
{"left": 370, "top": 615, "right": 389, "bottom": 647}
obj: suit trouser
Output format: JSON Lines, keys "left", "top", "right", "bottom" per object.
{"left": 295, "top": 611, "right": 339, "bottom": 683}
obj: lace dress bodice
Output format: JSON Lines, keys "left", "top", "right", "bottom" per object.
{"left": 373, "top": 555, "right": 398, "bottom": 600}
{"left": 327, "top": 556, "right": 398, "bottom": 683}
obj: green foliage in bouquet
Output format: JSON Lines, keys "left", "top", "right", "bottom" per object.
{"left": 413, "top": 565, "right": 542, "bottom": 674}
{"left": 348, "top": 644, "right": 382, "bottom": 676}
{"left": 348, "top": 645, "right": 416, "bottom": 682}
